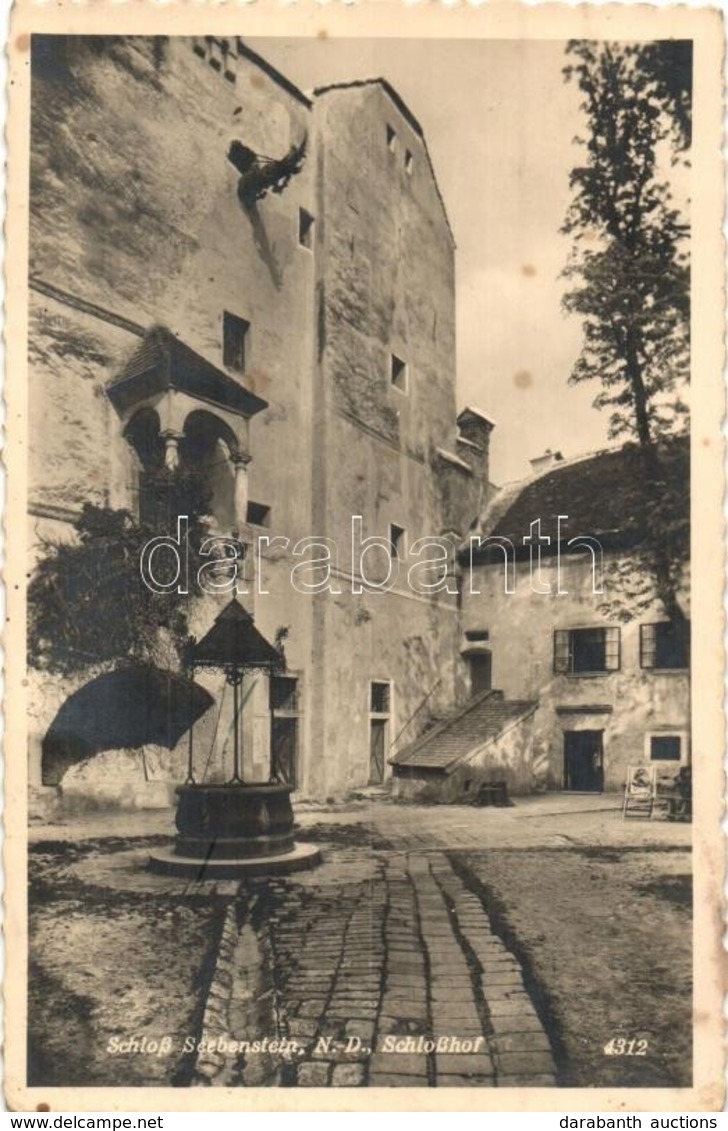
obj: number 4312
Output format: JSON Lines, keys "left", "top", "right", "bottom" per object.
{"left": 604, "top": 1038, "right": 648, "bottom": 1056}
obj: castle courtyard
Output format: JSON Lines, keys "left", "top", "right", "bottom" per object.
{"left": 28, "top": 795, "right": 691, "bottom": 1091}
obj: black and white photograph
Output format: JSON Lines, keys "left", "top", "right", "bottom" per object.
{"left": 4, "top": 3, "right": 724, "bottom": 1113}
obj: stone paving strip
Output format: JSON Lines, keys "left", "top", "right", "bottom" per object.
{"left": 197, "top": 847, "right": 557, "bottom": 1087}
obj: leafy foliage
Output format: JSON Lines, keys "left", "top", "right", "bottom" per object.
{"left": 562, "top": 41, "right": 692, "bottom": 623}
{"left": 28, "top": 469, "right": 215, "bottom": 677}
{"left": 562, "top": 41, "right": 690, "bottom": 446}
{"left": 595, "top": 438, "right": 690, "bottom": 623}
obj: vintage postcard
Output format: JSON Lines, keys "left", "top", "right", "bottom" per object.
{"left": 4, "top": 0, "right": 725, "bottom": 1113}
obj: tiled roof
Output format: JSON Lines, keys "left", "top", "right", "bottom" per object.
{"left": 107, "top": 326, "right": 268, "bottom": 420}
{"left": 390, "top": 690, "right": 537, "bottom": 772}
{"left": 464, "top": 435, "right": 689, "bottom": 562}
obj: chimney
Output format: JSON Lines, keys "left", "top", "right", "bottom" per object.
{"left": 529, "top": 449, "right": 564, "bottom": 475}
{"left": 456, "top": 406, "right": 494, "bottom": 483}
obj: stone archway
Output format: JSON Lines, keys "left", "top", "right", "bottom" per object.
{"left": 41, "top": 665, "right": 214, "bottom": 787}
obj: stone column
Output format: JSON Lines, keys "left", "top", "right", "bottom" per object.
{"left": 232, "top": 452, "right": 252, "bottom": 536}
{"left": 162, "top": 430, "right": 183, "bottom": 472}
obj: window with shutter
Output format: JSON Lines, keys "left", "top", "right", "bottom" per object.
{"left": 640, "top": 622, "right": 690, "bottom": 669}
{"left": 554, "top": 626, "right": 620, "bottom": 674}
{"left": 554, "top": 629, "right": 571, "bottom": 673}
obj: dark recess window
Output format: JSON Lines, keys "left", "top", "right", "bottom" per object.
{"left": 247, "top": 501, "right": 271, "bottom": 527}
{"left": 391, "top": 354, "right": 407, "bottom": 392}
{"left": 386, "top": 124, "right": 397, "bottom": 152}
{"left": 640, "top": 621, "right": 690, "bottom": 670}
{"left": 405, "top": 149, "right": 413, "bottom": 174}
{"left": 223, "top": 312, "right": 249, "bottom": 372}
{"left": 270, "top": 675, "right": 299, "bottom": 712}
{"left": 650, "top": 736, "right": 682, "bottom": 761}
{"left": 554, "top": 627, "right": 620, "bottom": 674}
{"left": 389, "top": 524, "right": 406, "bottom": 559}
{"left": 299, "top": 209, "right": 315, "bottom": 249}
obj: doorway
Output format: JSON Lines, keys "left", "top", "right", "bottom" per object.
{"left": 369, "top": 681, "right": 391, "bottom": 785}
{"left": 271, "top": 717, "right": 297, "bottom": 786}
{"left": 563, "top": 730, "right": 604, "bottom": 792}
{"left": 270, "top": 675, "right": 299, "bottom": 787}
{"left": 469, "top": 652, "right": 492, "bottom": 696}
{"left": 369, "top": 719, "right": 387, "bottom": 784}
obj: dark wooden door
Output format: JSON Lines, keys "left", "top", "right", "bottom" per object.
{"left": 369, "top": 719, "right": 387, "bottom": 784}
{"left": 470, "top": 653, "right": 492, "bottom": 696}
{"left": 564, "top": 730, "right": 604, "bottom": 792}
{"left": 271, "top": 717, "right": 297, "bottom": 787}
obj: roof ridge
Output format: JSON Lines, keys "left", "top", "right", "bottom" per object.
{"left": 463, "top": 433, "right": 689, "bottom": 552}
{"left": 313, "top": 77, "right": 423, "bottom": 137}
{"left": 312, "top": 78, "right": 455, "bottom": 247}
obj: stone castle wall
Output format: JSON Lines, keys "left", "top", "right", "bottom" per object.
{"left": 28, "top": 36, "right": 480, "bottom": 800}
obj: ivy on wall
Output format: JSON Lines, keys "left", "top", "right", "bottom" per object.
{"left": 28, "top": 469, "right": 213, "bottom": 678}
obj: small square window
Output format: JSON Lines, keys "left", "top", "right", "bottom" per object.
{"left": 222, "top": 42, "right": 236, "bottom": 84}
{"left": 386, "top": 124, "right": 397, "bottom": 152}
{"left": 299, "top": 208, "right": 315, "bottom": 249}
{"left": 246, "top": 501, "right": 271, "bottom": 528}
{"left": 389, "top": 524, "right": 406, "bottom": 560}
{"left": 650, "top": 736, "right": 682, "bottom": 761}
{"left": 371, "top": 681, "right": 391, "bottom": 714}
{"left": 391, "top": 353, "right": 407, "bottom": 392}
{"left": 405, "top": 149, "right": 413, "bottom": 174}
{"left": 208, "top": 39, "right": 223, "bottom": 72}
{"left": 223, "top": 311, "right": 249, "bottom": 372}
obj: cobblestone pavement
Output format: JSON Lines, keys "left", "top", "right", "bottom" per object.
{"left": 31, "top": 795, "right": 689, "bottom": 1089}
{"left": 195, "top": 846, "right": 557, "bottom": 1088}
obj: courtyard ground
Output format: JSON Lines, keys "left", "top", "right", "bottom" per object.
{"left": 28, "top": 794, "right": 691, "bottom": 1090}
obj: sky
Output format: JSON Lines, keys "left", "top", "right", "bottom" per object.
{"left": 251, "top": 37, "right": 615, "bottom": 484}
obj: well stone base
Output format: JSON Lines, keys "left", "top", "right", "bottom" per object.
{"left": 147, "top": 842, "right": 321, "bottom": 879}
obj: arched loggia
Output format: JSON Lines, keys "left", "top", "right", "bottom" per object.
{"left": 181, "top": 410, "right": 240, "bottom": 533}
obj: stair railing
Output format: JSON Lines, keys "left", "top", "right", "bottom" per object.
{"left": 389, "top": 678, "right": 443, "bottom": 752}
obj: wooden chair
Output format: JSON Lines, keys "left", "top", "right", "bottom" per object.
{"left": 622, "top": 765, "right": 657, "bottom": 818}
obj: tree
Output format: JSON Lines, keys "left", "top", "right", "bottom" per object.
{"left": 562, "top": 40, "right": 691, "bottom": 625}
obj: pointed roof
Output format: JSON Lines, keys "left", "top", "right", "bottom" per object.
{"left": 190, "top": 599, "right": 282, "bottom": 672}
{"left": 107, "top": 326, "right": 268, "bottom": 420}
